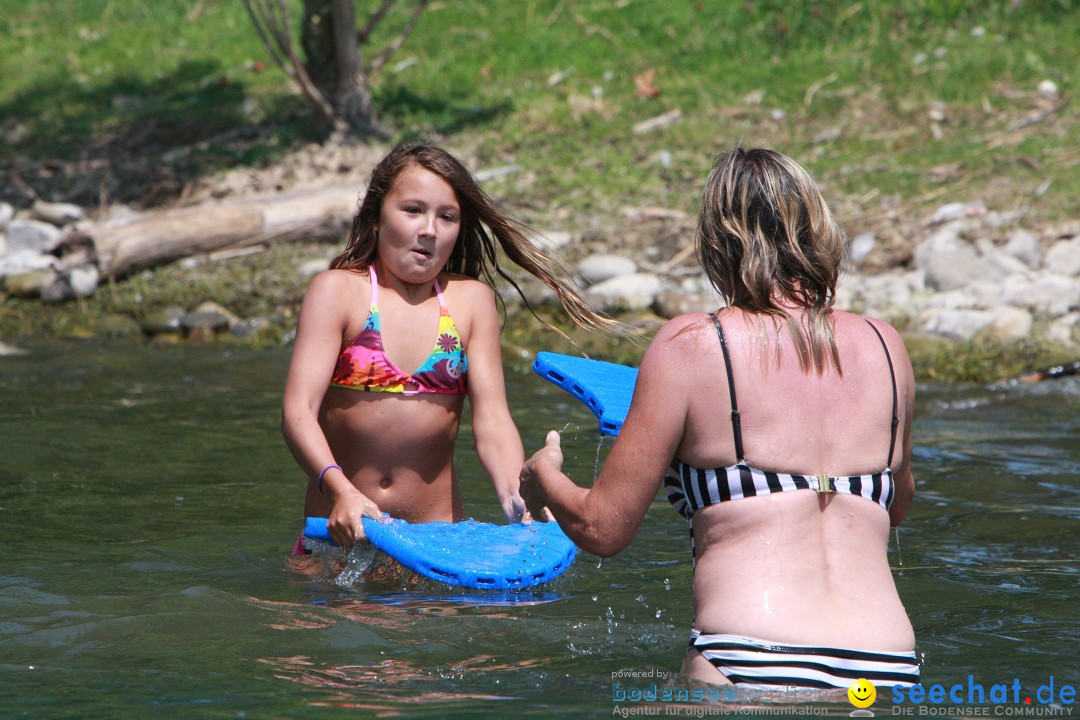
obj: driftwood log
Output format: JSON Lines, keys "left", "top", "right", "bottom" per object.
{"left": 92, "top": 184, "right": 363, "bottom": 278}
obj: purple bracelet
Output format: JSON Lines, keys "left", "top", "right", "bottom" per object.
{"left": 316, "top": 464, "right": 342, "bottom": 494}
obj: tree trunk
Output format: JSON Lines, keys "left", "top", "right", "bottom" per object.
{"left": 92, "top": 185, "right": 362, "bottom": 278}
{"left": 301, "top": 0, "right": 379, "bottom": 136}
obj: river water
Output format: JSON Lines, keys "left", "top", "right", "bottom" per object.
{"left": 2, "top": 343, "right": 1077, "bottom": 718}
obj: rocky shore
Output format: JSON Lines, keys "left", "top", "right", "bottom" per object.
{"left": 1, "top": 161, "right": 1077, "bottom": 359}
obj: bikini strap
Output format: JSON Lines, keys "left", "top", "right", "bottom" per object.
{"left": 433, "top": 275, "right": 446, "bottom": 307}
{"left": 368, "top": 264, "right": 379, "bottom": 306}
{"left": 865, "top": 319, "right": 899, "bottom": 469}
{"left": 711, "top": 312, "right": 745, "bottom": 463}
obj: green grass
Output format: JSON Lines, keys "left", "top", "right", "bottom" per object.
{"left": 1, "top": 0, "right": 1078, "bottom": 382}
{"left": 2, "top": 1, "right": 1076, "bottom": 212}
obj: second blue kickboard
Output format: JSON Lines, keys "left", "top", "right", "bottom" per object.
{"left": 532, "top": 351, "right": 637, "bottom": 436}
{"left": 303, "top": 517, "right": 577, "bottom": 590}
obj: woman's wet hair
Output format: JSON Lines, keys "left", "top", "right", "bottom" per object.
{"left": 332, "top": 143, "right": 619, "bottom": 335}
{"left": 697, "top": 146, "right": 846, "bottom": 373}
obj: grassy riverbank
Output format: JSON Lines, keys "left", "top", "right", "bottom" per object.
{"left": 1, "top": 0, "right": 1078, "bottom": 382}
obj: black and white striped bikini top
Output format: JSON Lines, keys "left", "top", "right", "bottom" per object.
{"left": 664, "top": 314, "right": 900, "bottom": 520}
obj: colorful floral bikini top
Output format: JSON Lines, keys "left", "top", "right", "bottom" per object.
{"left": 330, "top": 265, "right": 468, "bottom": 395}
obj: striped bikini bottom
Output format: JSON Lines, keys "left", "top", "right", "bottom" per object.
{"left": 689, "top": 631, "right": 920, "bottom": 689}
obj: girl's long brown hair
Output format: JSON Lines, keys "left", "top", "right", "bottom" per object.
{"left": 696, "top": 146, "right": 846, "bottom": 373}
{"left": 332, "top": 143, "right": 618, "bottom": 334}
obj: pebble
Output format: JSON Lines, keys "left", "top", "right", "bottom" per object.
{"left": 1037, "top": 79, "right": 1059, "bottom": 100}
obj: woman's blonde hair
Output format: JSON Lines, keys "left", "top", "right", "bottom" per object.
{"left": 332, "top": 143, "right": 618, "bottom": 334}
{"left": 696, "top": 146, "right": 846, "bottom": 373}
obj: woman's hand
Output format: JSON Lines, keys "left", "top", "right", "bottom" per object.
{"left": 327, "top": 489, "right": 384, "bottom": 546}
{"left": 520, "top": 430, "right": 563, "bottom": 520}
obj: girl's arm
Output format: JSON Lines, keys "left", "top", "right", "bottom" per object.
{"left": 465, "top": 283, "right": 527, "bottom": 521}
{"left": 521, "top": 316, "right": 699, "bottom": 555}
{"left": 282, "top": 271, "right": 381, "bottom": 546}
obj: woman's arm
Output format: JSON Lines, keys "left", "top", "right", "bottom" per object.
{"left": 521, "top": 316, "right": 701, "bottom": 555}
{"left": 464, "top": 283, "right": 526, "bottom": 521}
{"left": 282, "top": 271, "right": 381, "bottom": 545}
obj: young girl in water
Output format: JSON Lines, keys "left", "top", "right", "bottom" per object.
{"left": 283, "top": 143, "right": 613, "bottom": 550}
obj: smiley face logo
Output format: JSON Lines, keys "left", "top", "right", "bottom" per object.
{"left": 848, "top": 678, "right": 877, "bottom": 708}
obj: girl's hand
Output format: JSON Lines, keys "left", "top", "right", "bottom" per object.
{"left": 500, "top": 492, "right": 528, "bottom": 524}
{"left": 520, "top": 431, "right": 563, "bottom": 520}
{"left": 327, "top": 489, "right": 384, "bottom": 546}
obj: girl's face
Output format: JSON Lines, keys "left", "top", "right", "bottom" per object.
{"left": 375, "top": 165, "right": 461, "bottom": 284}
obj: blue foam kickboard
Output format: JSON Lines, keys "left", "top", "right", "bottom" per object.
{"left": 532, "top": 351, "right": 638, "bottom": 436}
{"left": 303, "top": 517, "right": 577, "bottom": 590}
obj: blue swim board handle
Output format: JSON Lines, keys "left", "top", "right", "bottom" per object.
{"left": 303, "top": 516, "right": 332, "bottom": 543}
{"left": 301, "top": 516, "right": 577, "bottom": 590}
{"left": 302, "top": 516, "right": 380, "bottom": 544}
{"left": 532, "top": 351, "right": 637, "bottom": 436}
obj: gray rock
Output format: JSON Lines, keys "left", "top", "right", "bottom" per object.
{"left": 2, "top": 267, "right": 58, "bottom": 297}
{"left": 0, "top": 340, "right": 27, "bottom": 356}
{"left": 141, "top": 306, "right": 186, "bottom": 334}
{"left": 988, "top": 306, "right": 1034, "bottom": 341}
{"left": 919, "top": 308, "right": 995, "bottom": 340}
{"left": 983, "top": 249, "right": 1031, "bottom": 279}
{"left": 653, "top": 290, "right": 701, "bottom": 319}
{"left": 30, "top": 200, "right": 85, "bottom": 227}
{"left": 843, "top": 270, "right": 927, "bottom": 319}
{"left": 182, "top": 301, "right": 236, "bottom": 331}
{"left": 505, "top": 276, "right": 558, "bottom": 308}
{"left": 530, "top": 230, "right": 574, "bottom": 252}
{"left": 0, "top": 249, "right": 57, "bottom": 277}
{"left": 585, "top": 272, "right": 662, "bottom": 311}
{"left": 914, "top": 227, "right": 986, "bottom": 291}
{"left": 5, "top": 219, "right": 62, "bottom": 254}
{"left": 1000, "top": 273, "right": 1080, "bottom": 316}
{"left": 299, "top": 258, "right": 330, "bottom": 277}
{"left": 931, "top": 201, "right": 986, "bottom": 224}
{"left": 921, "top": 288, "right": 982, "bottom": 311}
{"left": 1002, "top": 229, "right": 1042, "bottom": 269}
{"left": 1046, "top": 313, "right": 1079, "bottom": 347}
{"left": 0, "top": 202, "right": 13, "bottom": 229}
{"left": 96, "top": 314, "right": 142, "bottom": 338}
{"left": 68, "top": 265, "right": 100, "bottom": 298}
{"left": 40, "top": 275, "right": 73, "bottom": 303}
{"left": 578, "top": 253, "right": 637, "bottom": 286}
{"left": 1043, "top": 237, "right": 1080, "bottom": 277}
{"left": 231, "top": 317, "right": 271, "bottom": 339}
{"left": 849, "top": 233, "right": 876, "bottom": 263}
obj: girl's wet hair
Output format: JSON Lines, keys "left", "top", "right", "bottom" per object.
{"left": 696, "top": 146, "right": 846, "bottom": 373}
{"left": 332, "top": 143, "right": 618, "bottom": 334}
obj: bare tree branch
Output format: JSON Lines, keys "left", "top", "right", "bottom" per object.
{"left": 369, "top": 0, "right": 429, "bottom": 75}
{"left": 268, "top": 0, "right": 339, "bottom": 129}
{"left": 358, "top": 0, "right": 396, "bottom": 44}
{"left": 241, "top": 0, "right": 291, "bottom": 75}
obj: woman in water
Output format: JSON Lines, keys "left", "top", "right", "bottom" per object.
{"left": 521, "top": 146, "right": 919, "bottom": 690}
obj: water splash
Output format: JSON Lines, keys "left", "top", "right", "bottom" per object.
{"left": 335, "top": 544, "right": 376, "bottom": 588}
{"left": 894, "top": 526, "right": 904, "bottom": 567}
{"left": 593, "top": 434, "right": 610, "bottom": 482}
